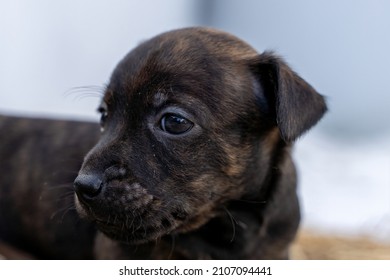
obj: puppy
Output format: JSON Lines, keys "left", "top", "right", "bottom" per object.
{"left": 74, "top": 27, "right": 326, "bottom": 259}
{"left": 0, "top": 27, "right": 326, "bottom": 259}
{"left": 0, "top": 116, "right": 99, "bottom": 259}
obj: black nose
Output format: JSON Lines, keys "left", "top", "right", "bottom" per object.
{"left": 74, "top": 174, "right": 102, "bottom": 198}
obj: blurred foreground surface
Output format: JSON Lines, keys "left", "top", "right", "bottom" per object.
{"left": 291, "top": 230, "right": 390, "bottom": 260}
{"left": 1, "top": 230, "right": 389, "bottom": 260}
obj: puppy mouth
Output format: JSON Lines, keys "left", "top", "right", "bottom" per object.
{"left": 75, "top": 182, "right": 192, "bottom": 245}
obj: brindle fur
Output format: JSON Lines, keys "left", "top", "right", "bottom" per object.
{"left": 0, "top": 116, "right": 99, "bottom": 259}
{"left": 0, "top": 27, "right": 326, "bottom": 259}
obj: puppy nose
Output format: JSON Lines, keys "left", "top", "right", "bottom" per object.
{"left": 74, "top": 174, "right": 102, "bottom": 198}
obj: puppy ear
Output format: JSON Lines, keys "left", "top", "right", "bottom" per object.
{"left": 250, "top": 51, "right": 327, "bottom": 142}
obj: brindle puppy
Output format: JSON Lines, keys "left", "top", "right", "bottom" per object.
{"left": 74, "top": 27, "right": 327, "bottom": 259}
{"left": 0, "top": 27, "right": 326, "bottom": 259}
{"left": 0, "top": 116, "right": 99, "bottom": 259}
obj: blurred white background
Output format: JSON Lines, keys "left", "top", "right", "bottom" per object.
{"left": 1, "top": 0, "right": 389, "bottom": 242}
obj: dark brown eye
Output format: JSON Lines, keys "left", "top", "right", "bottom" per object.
{"left": 160, "top": 113, "right": 194, "bottom": 135}
{"left": 98, "top": 102, "right": 108, "bottom": 129}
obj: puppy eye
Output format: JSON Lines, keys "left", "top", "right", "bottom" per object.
{"left": 160, "top": 113, "right": 194, "bottom": 135}
{"left": 98, "top": 104, "right": 108, "bottom": 130}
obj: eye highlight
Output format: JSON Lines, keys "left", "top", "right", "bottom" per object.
{"left": 160, "top": 113, "right": 194, "bottom": 135}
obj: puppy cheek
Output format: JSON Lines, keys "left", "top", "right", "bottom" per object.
{"left": 184, "top": 176, "right": 229, "bottom": 212}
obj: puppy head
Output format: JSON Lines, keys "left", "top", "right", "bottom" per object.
{"left": 74, "top": 27, "right": 326, "bottom": 245}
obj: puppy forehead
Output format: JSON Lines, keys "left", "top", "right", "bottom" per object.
{"left": 139, "top": 27, "right": 259, "bottom": 62}
{"left": 105, "top": 28, "right": 259, "bottom": 110}
{"left": 110, "top": 28, "right": 257, "bottom": 82}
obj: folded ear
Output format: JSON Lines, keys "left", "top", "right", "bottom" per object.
{"left": 250, "top": 51, "right": 327, "bottom": 142}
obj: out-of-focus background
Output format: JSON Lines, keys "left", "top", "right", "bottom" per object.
{"left": 1, "top": 0, "right": 389, "bottom": 258}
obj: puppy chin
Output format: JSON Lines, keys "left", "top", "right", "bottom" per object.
{"left": 96, "top": 224, "right": 163, "bottom": 246}
{"left": 174, "top": 210, "right": 218, "bottom": 234}
{"left": 75, "top": 198, "right": 210, "bottom": 245}
{"left": 98, "top": 212, "right": 215, "bottom": 246}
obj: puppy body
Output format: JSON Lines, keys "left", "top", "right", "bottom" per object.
{"left": 0, "top": 27, "right": 326, "bottom": 259}
{"left": 0, "top": 115, "right": 99, "bottom": 259}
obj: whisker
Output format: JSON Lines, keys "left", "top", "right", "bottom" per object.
{"left": 223, "top": 206, "right": 237, "bottom": 243}
{"left": 168, "top": 234, "right": 176, "bottom": 259}
{"left": 60, "top": 205, "right": 77, "bottom": 222}
{"left": 41, "top": 184, "right": 73, "bottom": 192}
{"left": 210, "top": 191, "right": 267, "bottom": 205}
{"left": 54, "top": 191, "right": 76, "bottom": 201}
{"left": 63, "top": 85, "right": 107, "bottom": 102}
{"left": 50, "top": 204, "right": 75, "bottom": 221}
{"left": 126, "top": 212, "right": 136, "bottom": 230}
{"left": 113, "top": 215, "right": 118, "bottom": 226}
{"left": 233, "top": 198, "right": 267, "bottom": 204}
